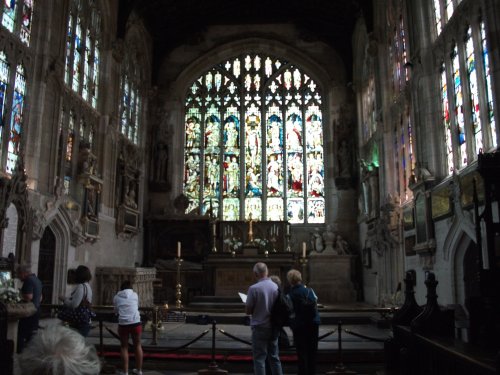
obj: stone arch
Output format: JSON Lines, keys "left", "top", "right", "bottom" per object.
{"left": 41, "top": 204, "right": 74, "bottom": 302}
{"left": 164, "top": 36, "right": 348, "bottom": 209}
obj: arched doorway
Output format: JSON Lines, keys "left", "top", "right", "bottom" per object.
{"left": 38, "top": 227, "right": 56, "bottom": 304}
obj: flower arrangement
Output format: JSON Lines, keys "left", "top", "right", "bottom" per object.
{"left": 254, "top": 238, "right": 270, "bottom": 251}
{"left": 223, "top": 236, "right": 243, "bottom": 251}
{"left": 0, "top": 279, "right": 21, "bottom": 304}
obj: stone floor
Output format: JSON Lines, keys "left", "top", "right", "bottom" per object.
{"left": 15, "top": 309, "right": 392, "bottom": 375}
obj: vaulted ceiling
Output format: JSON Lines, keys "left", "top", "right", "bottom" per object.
{"left": 118, "top": 0, "right": 373, "bottom": 82}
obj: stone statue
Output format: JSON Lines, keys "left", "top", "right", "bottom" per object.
{"left": 124, "top": 183, "right": 138, "bottom": 209}
{"left": 313, "top": 228, "right": 324, "bottom": 252}
{"left": 322, "top": 224, "right": 336, "bottom": 252}
{"left": 336, "top": 235, "right": 350, "bottom": 255}
{"left": 153, "top": 141, "right": 168, "bottom": 183}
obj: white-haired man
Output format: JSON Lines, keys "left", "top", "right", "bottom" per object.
{"left": 245, "top": 262, "right": 283, "bottom": 375}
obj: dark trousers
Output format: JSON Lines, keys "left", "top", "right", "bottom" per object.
{"left": 17, "top": 312, "right": 39, "bottom": 353}
{"left": 292, "top": 323, "right": 319, "bottom": 375}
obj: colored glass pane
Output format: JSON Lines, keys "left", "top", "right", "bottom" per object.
{"left": 7, "top": 65, "right": 25, "bottom": 173}
{"left": 441, "top": 65, "right": 454, "bottom": 174}
{"left": 2, "top": 0, "right": 16, "bottom": 32}
{"left": 481, "top": 22, "right": 497, "bottom": 148}
{"left": 72, "top": 18, "right": 82, "bottom": 92}
{"left": 20, "top": 0, "right": 34, "bottom": 46}
{"left": 452, "top": 46, "right": 466, "bottom": 167}
{"left": 433, "top": 0, "right": 442, "bottom": 35}
{"left": 465, "top": 27, "right": 483, "bottom": 156}
{"left": 0, "top": 51, "right": 9, "bottom": 146}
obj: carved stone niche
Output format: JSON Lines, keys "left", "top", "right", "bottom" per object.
{"left": 115, "top": 141, "right": 141, "bottom": 237}
{"left": 410, "top": 170, "right": 436, "bottom": 268}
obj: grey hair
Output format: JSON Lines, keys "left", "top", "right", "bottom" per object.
{"left": 253, "top": 262, "right": 268, "bottom": 276}
{"left": 19, "top": 324, "right": 101, "bottom": 375}
{"left": 269, "top": 275, "right": 282, "bottom": 287}
{"left": 287, "top": 269, "right": 302, "bottom": 286}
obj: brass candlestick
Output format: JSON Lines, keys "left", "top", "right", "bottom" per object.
{"left": 212, "top": 222, "right": 218, "bottom": 253}
{"left": 299, "top": 256, "right": 308, "bottom": 285}
{"left": 175, "top": 257, "right": 183, "bottom": 309}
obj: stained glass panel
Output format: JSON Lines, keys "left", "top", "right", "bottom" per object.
{"left": 465, "top": 27, "right": 483, "bottom": 156}
{"left": 0, "top": 51, "right": 9, "bottom": 146}
{"left": 433, "top": 0, "right": 442, "bottom": 35}
{"left": 183, "top": 54, "right": 324, "bottom": 223}
{"left": 452, "top": 45, "right": 466, "bottom": 167}
{"left": 7, "top": 65, "right": 26, "bottom": 173}
{"left": 441, "top": 65, "right": 454, "bottom": 174}
{"left": 20, "top": 0, "right": 34, "bottom": 46}
{"left": 481, "top": 22, "right": 497, "bottom": 148}
{"left": 2, "top": 0, "right": 16, "bottom": 32}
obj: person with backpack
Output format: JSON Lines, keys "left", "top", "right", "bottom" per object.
{"left": 245, "top": 262, "right": 284, "bottom": 375}
{"left": 286, "top": 269, "right": 320, "bottom": 375}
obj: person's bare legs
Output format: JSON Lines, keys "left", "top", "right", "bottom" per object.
{"left": 119, "top": 330, "right": 129, "bottom": 373}
{"left": 132, "top": 330, "right": 143, "bottom": 372}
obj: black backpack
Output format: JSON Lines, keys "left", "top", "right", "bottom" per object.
{"left": 270, "top": 289, "right": 294, "bottom": 328}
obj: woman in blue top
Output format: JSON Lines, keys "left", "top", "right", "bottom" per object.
{"left": 286, "top": 269, "right": 320, "bottom": 375}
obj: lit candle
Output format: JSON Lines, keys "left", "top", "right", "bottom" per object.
{"left": 177, "top": 242, "right": 181, "bottom": 258}
{"left": 302, "top": 242, "right": 306, "bottom": 258}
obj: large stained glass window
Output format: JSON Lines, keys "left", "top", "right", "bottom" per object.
{"left": 119, "top": 68, "right": 141, "bottom": 144}
{"left": 1, "top": 0, "right": 34, "bottom": 46}
{"left": 64, "top": 0, "right": 100, "bottom": 109}
{"left": 392, "top": 15, "right": 408, "bottom": 94}
{"left": 0, "top": 51, "right": 9, "bottom": 147}
{"left": 6, "top": 64, "right": 26, "bottom": 173}
{"left": 183, "top": 54, "right": 325, "bottom": 224}
{"left": 451, "top": 45, "right": 466, "bottom": 168}
{"left": 441, "top": 63, "right": 454, "bottom": 174}
{"left": 481, "top": 21, "right": 497, "bottom": 148}
{"left": 465, "top": 26, "right": 483, "bottom": 156}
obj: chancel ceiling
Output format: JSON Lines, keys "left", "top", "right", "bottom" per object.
{"left": 117, "top": 0, "right": 373, "bottom": 82}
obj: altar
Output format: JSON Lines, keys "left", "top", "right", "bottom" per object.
{"left": 204, "top": 253, "right": 295, "bottom": 297}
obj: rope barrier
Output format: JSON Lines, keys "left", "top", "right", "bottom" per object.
{"left": 318, "top": 329, "right": 336, "bottom": 341}
{"left": 218, "top": 329, "right": 252, "bottom": 346}
{"left": 344, "top": 328, "right": 389, "bottom": 343}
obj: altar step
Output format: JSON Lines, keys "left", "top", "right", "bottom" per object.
{"left": 185, "top": 296, "right": 382, "bottom": 325}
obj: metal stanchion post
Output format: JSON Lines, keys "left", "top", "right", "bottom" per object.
{"left": 198, "top": 320, "right": 228, "bottom": 374}
{"left": 151, "top": 306, "right": 158, "bottom": 345}
{"left": 326, "top": 321, "right": 356, "bottom": 374}
{"left": 175, "top": 257, "right": 183, "bottom": 308}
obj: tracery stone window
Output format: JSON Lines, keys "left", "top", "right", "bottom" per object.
{"left": 119, "top": 51, "right": 141, "bottom": 145}
{"left": 436, "top": 13, "right": 497, "bottom": 175}
{"left": 183, "top": 54, "right": 325, "bottom": 224}
{"left": 64, "top": 0, "right": 100, "bottom": 109}
{"left": 1, "top": 0, "right": 34, "bottom": 46}
{"left": 0, "top": 51, "right": 28, "bottom": 174}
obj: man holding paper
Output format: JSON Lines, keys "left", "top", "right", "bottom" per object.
{"left": 245, "top": 262, "right": 283, "bottom": 375}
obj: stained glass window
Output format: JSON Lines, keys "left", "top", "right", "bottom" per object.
{"left": 1, "top": 0, "right": 35, "bottom": 46}
{"left": 452, "top": 45, "right": 466, "bottom": 168}
{"left": 64, "top": 0, "right": 101, "bottom": 109}
{"left": 465, "top": 26, "right": 483, "bottom": 156}
{"left": 392, "top": 15, "right": 409, "bottom": 94}
{"left": 119, "top": 51, "right": 142, "bottom": 144}
{"left": 441, "top": 63, "right": 454, "bottom": 174}
{"left": 183, "top": 54, "right": 325, "bottom": 224}
{"left": 433, "top": 0, "right": 442, "bottom": 36}
{"left": 0, "top": 51, "right": 9, "bottom": 146}
{"left": 481, "top": 21, "right": 497, "bottom": 148}
{"left": 6, "top": 64, "right": 26, "bottom": 173}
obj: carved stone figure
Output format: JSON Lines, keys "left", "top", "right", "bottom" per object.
{"left": 336, "top": 235, "right": 350, "bottom": 255}
{"left": 338, "top": 139, "right": 352, "bottom": 177}
{"left": 313, "top": 228, "right": 324, "bottom": 252}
